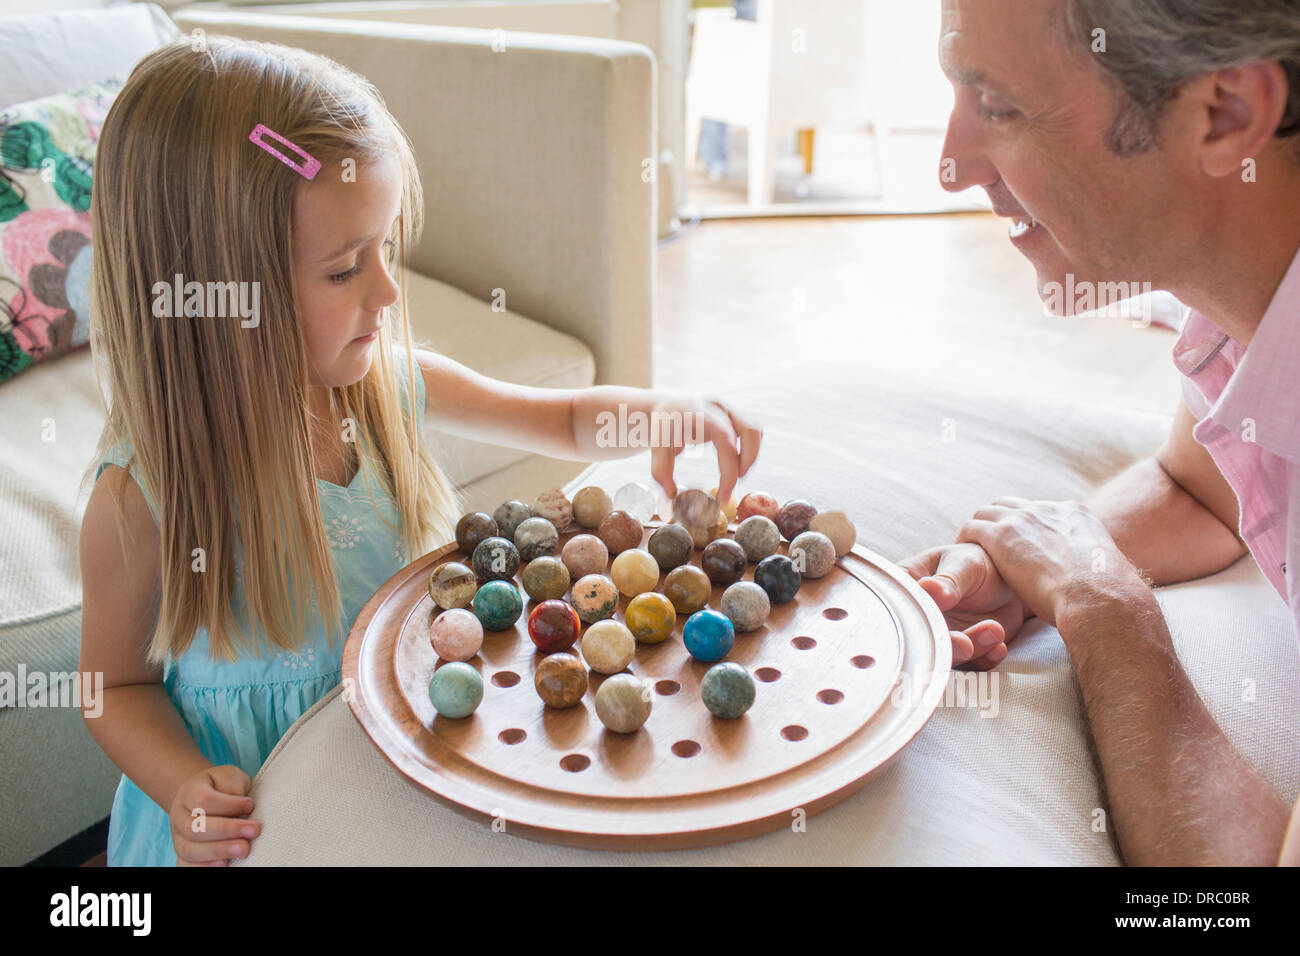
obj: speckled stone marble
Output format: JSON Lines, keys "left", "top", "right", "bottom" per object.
{"left": 775, "top": 499, "right": 818, "bottom": 540}
{"left": 701, "top": 538, "right": 747, "bottom": 587}
{"left": 513, "top": 516, "right": 559, "bottom": 562}
{"left": 532, "top": 489, "right": 574, "bottom": 531}
{"left": 594, "top": 673, "right": 653, "bottom": 733}
{"left": 754, "top": 554, "right": 801, "bottom": 604}
{"left": 720, "top": 581, "right": 771, "bottom": 632}
{"left": 428, "top": 661, "right": 484, "bottom": 719}
{"left": 454, "top": 512, "right": 498, "bottom": 556}
{"left": 663, "top": 564, "right": 712, "bottom": 616}
{"left": 733, "top": 516, "right": 782, "bottom": 564}
{"left": 700, "top": 662, "right": 755, "bottom": 719}
{"left": 472, "top": 536, "right": 520, "bottom": 583}
{"left": 597, "top": 509, "right": 643, "bottom": 555}
{"left": 809, "top": 510, "right": 857, "bottom": 557}
{"left": 527, "top": 599, "right": 582, "bottom": 654}
{"left": 647, "top": 523, "right": 694, "bottom": 571}
{"left": 560, "top": 533, "right": 609, "bottom": 580}
{"left": 624, "top": 592, "right": 676, "bottom": 644}
{"left": 570, "top": 574, "right": 621, "bottom": 624}
{"left": 533, "top": 651, "right": 588, "bottom": 708}
{"left": 427, "top": 561, "right": 478, "bottom": 610}
{"left": 472, "top": 579, "right": 524, "bottom": 631}
{"left": 736, "top": 492, "right": 779, "bottom": 523}
{"left": 429, "top": 608, "right": 484, "bottom": 662}
{"left": 789, "top": 530, "right": 836, "bottom": 579}
{"left": 610, "top": 548, "right": 660, "bottom": 597}
{"left": 492, "top": 499, "right": 532, "bottom": 541}
{"left": 521, "top": 556, "right": 570, "bottom": 602}
{"left": 571, "top": 486, "right": 613, "bottom": 529}
{"left": 581, "top": 619, "right": 636, "bottom": 674}
{"left": 683, "top": 608, "right": 735, "bottom": 662}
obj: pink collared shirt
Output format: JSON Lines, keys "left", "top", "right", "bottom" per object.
{"left": 1173, "top": 243, "right": 1300, "bottom": 637}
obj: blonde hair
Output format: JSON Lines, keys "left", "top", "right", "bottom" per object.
{"left": 81, "top": 35, "right": 461, "bottom": 665}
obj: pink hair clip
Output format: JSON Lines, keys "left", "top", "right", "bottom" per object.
{"left": 248, "top": 123, "right": 321, "bottom": 180}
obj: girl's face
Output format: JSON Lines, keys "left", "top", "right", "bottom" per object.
{"left": 291, "top": 153, "right": 403, "bottom": 390}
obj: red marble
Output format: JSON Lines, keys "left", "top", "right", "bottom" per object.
{"left": 527, "top": 599, "right": 582, "bottom": 654}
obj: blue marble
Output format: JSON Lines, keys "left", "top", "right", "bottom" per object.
{"left": 700, "top": 662, "right": 756, "bottom": 719}
{"left": 683, "top": 608, "right": 735, "bottom": 663}
{"left": 428, "top": 661, "right": 484, "bottom": 719}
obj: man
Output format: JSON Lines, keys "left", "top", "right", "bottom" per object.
{"left": 902, "top": 0, "right": 1300, "bottom": 865}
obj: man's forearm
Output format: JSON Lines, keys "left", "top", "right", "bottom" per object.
{"left": 1059, "top": 582, "right": 1289, "bottom": 865}
{"left": 1085, "top": 458, "right": 1246, "bottom": 586}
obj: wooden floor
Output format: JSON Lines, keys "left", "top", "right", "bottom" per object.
{"left": 653, "top": 212, "right": 1181, "bottom": 415}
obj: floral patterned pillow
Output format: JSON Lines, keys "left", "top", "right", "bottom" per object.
{"left": 0, "top": 76, "right": 123, "bottom": 383}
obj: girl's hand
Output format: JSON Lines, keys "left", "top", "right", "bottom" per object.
{"left": 170, "top": 765, "right": 261, "bottom": 867}
{"left": 649, "top": 395, "right": 762, "bottom": 503}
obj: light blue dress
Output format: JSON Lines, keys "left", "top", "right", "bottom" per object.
{"left": 95, "top": 353, "right": 427, "bottom": 866}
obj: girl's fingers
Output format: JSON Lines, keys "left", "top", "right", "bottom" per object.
{"left": 649, "top": 445, "right": 677, "bottom": 500}
{"left": 174, "top": 835, "right": 250, "bottom": 865}
{"left": 184, "top": 785, "right": 254, "bottom": 820}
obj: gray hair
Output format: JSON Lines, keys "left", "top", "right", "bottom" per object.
{"left": 1062, "top": 0, "right": 1300, "bottom": 157}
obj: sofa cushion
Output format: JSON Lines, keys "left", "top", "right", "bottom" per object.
{"left": 229, "top": 362, "right": 1298, "bottom": 865}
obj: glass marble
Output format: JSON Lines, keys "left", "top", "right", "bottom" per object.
{"left": 513, "top": 516, "right": 559, "bottom": 562}
{"left": 570, "top": 574, "right": 620, "bottom": 625}
{"left": 597, "top": 509, "right": 643, "bottom": 555}
{"left": 594, "top": 673, "right": 653, "bottom": 733}
{"left": 427, "top": 561, "right": 478, "bottom": 610}
{"left": 492, "top": 499, "right": 533, "bottom": 540}
{"left": 521, "top": 556, "right": 570, "bottom": 603}
{"left": 809, "top": 510, "right": 857, "bottom": 558}
{"left": 572, "top": 485, "right": 613, "bottom": 529}
{"left": 473, "top": 579, "right": 524, "bottom": 631}
{"left": 428, "top": 661, "right": 484, "bottom": 719}
{"left": 429, "top": 608, "right": 484, "bottom": 661}
{"left": 533, "top": 651, "right": 588, "bottom": 708}
{"left": 736, "top": 492, "right": 779, "bottom": 523}
{"left": 700, "top": 662, "right": 755, "bottom": 719}
{"left": 789, "top": 530, "right": 836, "bottom": 579}
{"left": 683, "top": 608, "right": 735, "bottom": 662}
{"left": 663, "top": 565, "right": 712, "bottom": 616}
{"left": 581, "top": 619, "right": 636, "bottom": 674}
{"left": 455, "top": 511, "right": 498, "bottom": 555}
{"left": 775, "top": 499, "right": 818, "bottom": 541}
{"left": 560, "top": 533, "right": 609, "bottom": 579}
{"left": 527, "top": 599, "right": 582, "bottom": 654}
{"left": 754, "top": 554, "right": 801, "bottom": 604}
{"left": 720, "top": 581, "right": 770, "bottom": 632}
{"left": 610, "top": 548, "right": 660, "bottom": 598}
{"left": 734, "top": 516, "right": 781, "bottom": 564}
{"left": 625, "top": 592, "right": 676, "bottom": 644}
{"left": 533, "top": 489, "right": 574, "bottom": 531}
{"left": 613, "top": 481, "right": 658, "bottom": 523}
{"left": 648, "top": 523, "right": 694, "bottom": 571}
{"left": 472, "top": 536, "right": 520, "bottom": 583}
{"left": 672, "top": 489, "right": 727, "bottom": 547}
{"left": 701, "top": 538, "right": 746, "bottom": 587}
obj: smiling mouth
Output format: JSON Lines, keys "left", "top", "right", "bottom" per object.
{"left": 1008, "top": 215, "right": 1039, "bottom": 239}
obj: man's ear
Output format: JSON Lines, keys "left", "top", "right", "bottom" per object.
{"left": 1198, "top": 61, "right": 1290, "bottom": 177}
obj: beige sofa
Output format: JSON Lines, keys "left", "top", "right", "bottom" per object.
{"left": 0, "top": 2, "right": 653, "bottom": 865}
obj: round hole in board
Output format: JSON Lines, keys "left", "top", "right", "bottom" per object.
{"left": 816, "top": 689, "right": 844, "bottom": 705}
{"left": 780, "top": 725, "right": 809, "bottom": 742}
{"left": 671, "top": 740, "right": 701, "bottom": 758}
{"left": 498, "top": 728, "right": 527, "bottom": 745}
{"left": 823, "top": 607, "right": 848, "bottom": 621}
{"left": 791, "top": 635, "right": 817, "bottom": 650}
{"left": 755, "top": 667, "right": 782, "bottom": 683}
{"left": 850, "top": 655, "right": 875, "bottom": 669}
{"left": 491, "top": 670, "right": 520, "bottom": 688}
{"left": 560, "top": 753, "right": 590, "bottom": 772}
{"left": 655, "top": 679, "right": 681, "bottom": 696}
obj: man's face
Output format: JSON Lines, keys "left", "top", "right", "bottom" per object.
{"left": 938, "top": 0, "right": 1196, "bottom": 311}
{"left": 291, "top": 152, "right": 402, "bottom": 387}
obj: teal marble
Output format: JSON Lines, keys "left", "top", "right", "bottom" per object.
{"left": 428, "top": 661, "right": 484, "bottom": 719}
{"left": 473, "top": 579, "right": 524, "bottom": 631}
{"left": 683, "top": 608, "right": 735, "bottom": 663}
{"left": 700, "top": 662, "right": 755, "bottom": 719}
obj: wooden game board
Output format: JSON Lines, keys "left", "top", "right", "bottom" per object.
{"left": 342, "top": 520, "right": 951, "bottom": 850}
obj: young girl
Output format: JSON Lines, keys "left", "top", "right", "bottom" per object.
{"left": 78, "top": 35, "right": 761, "bottom": 866}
